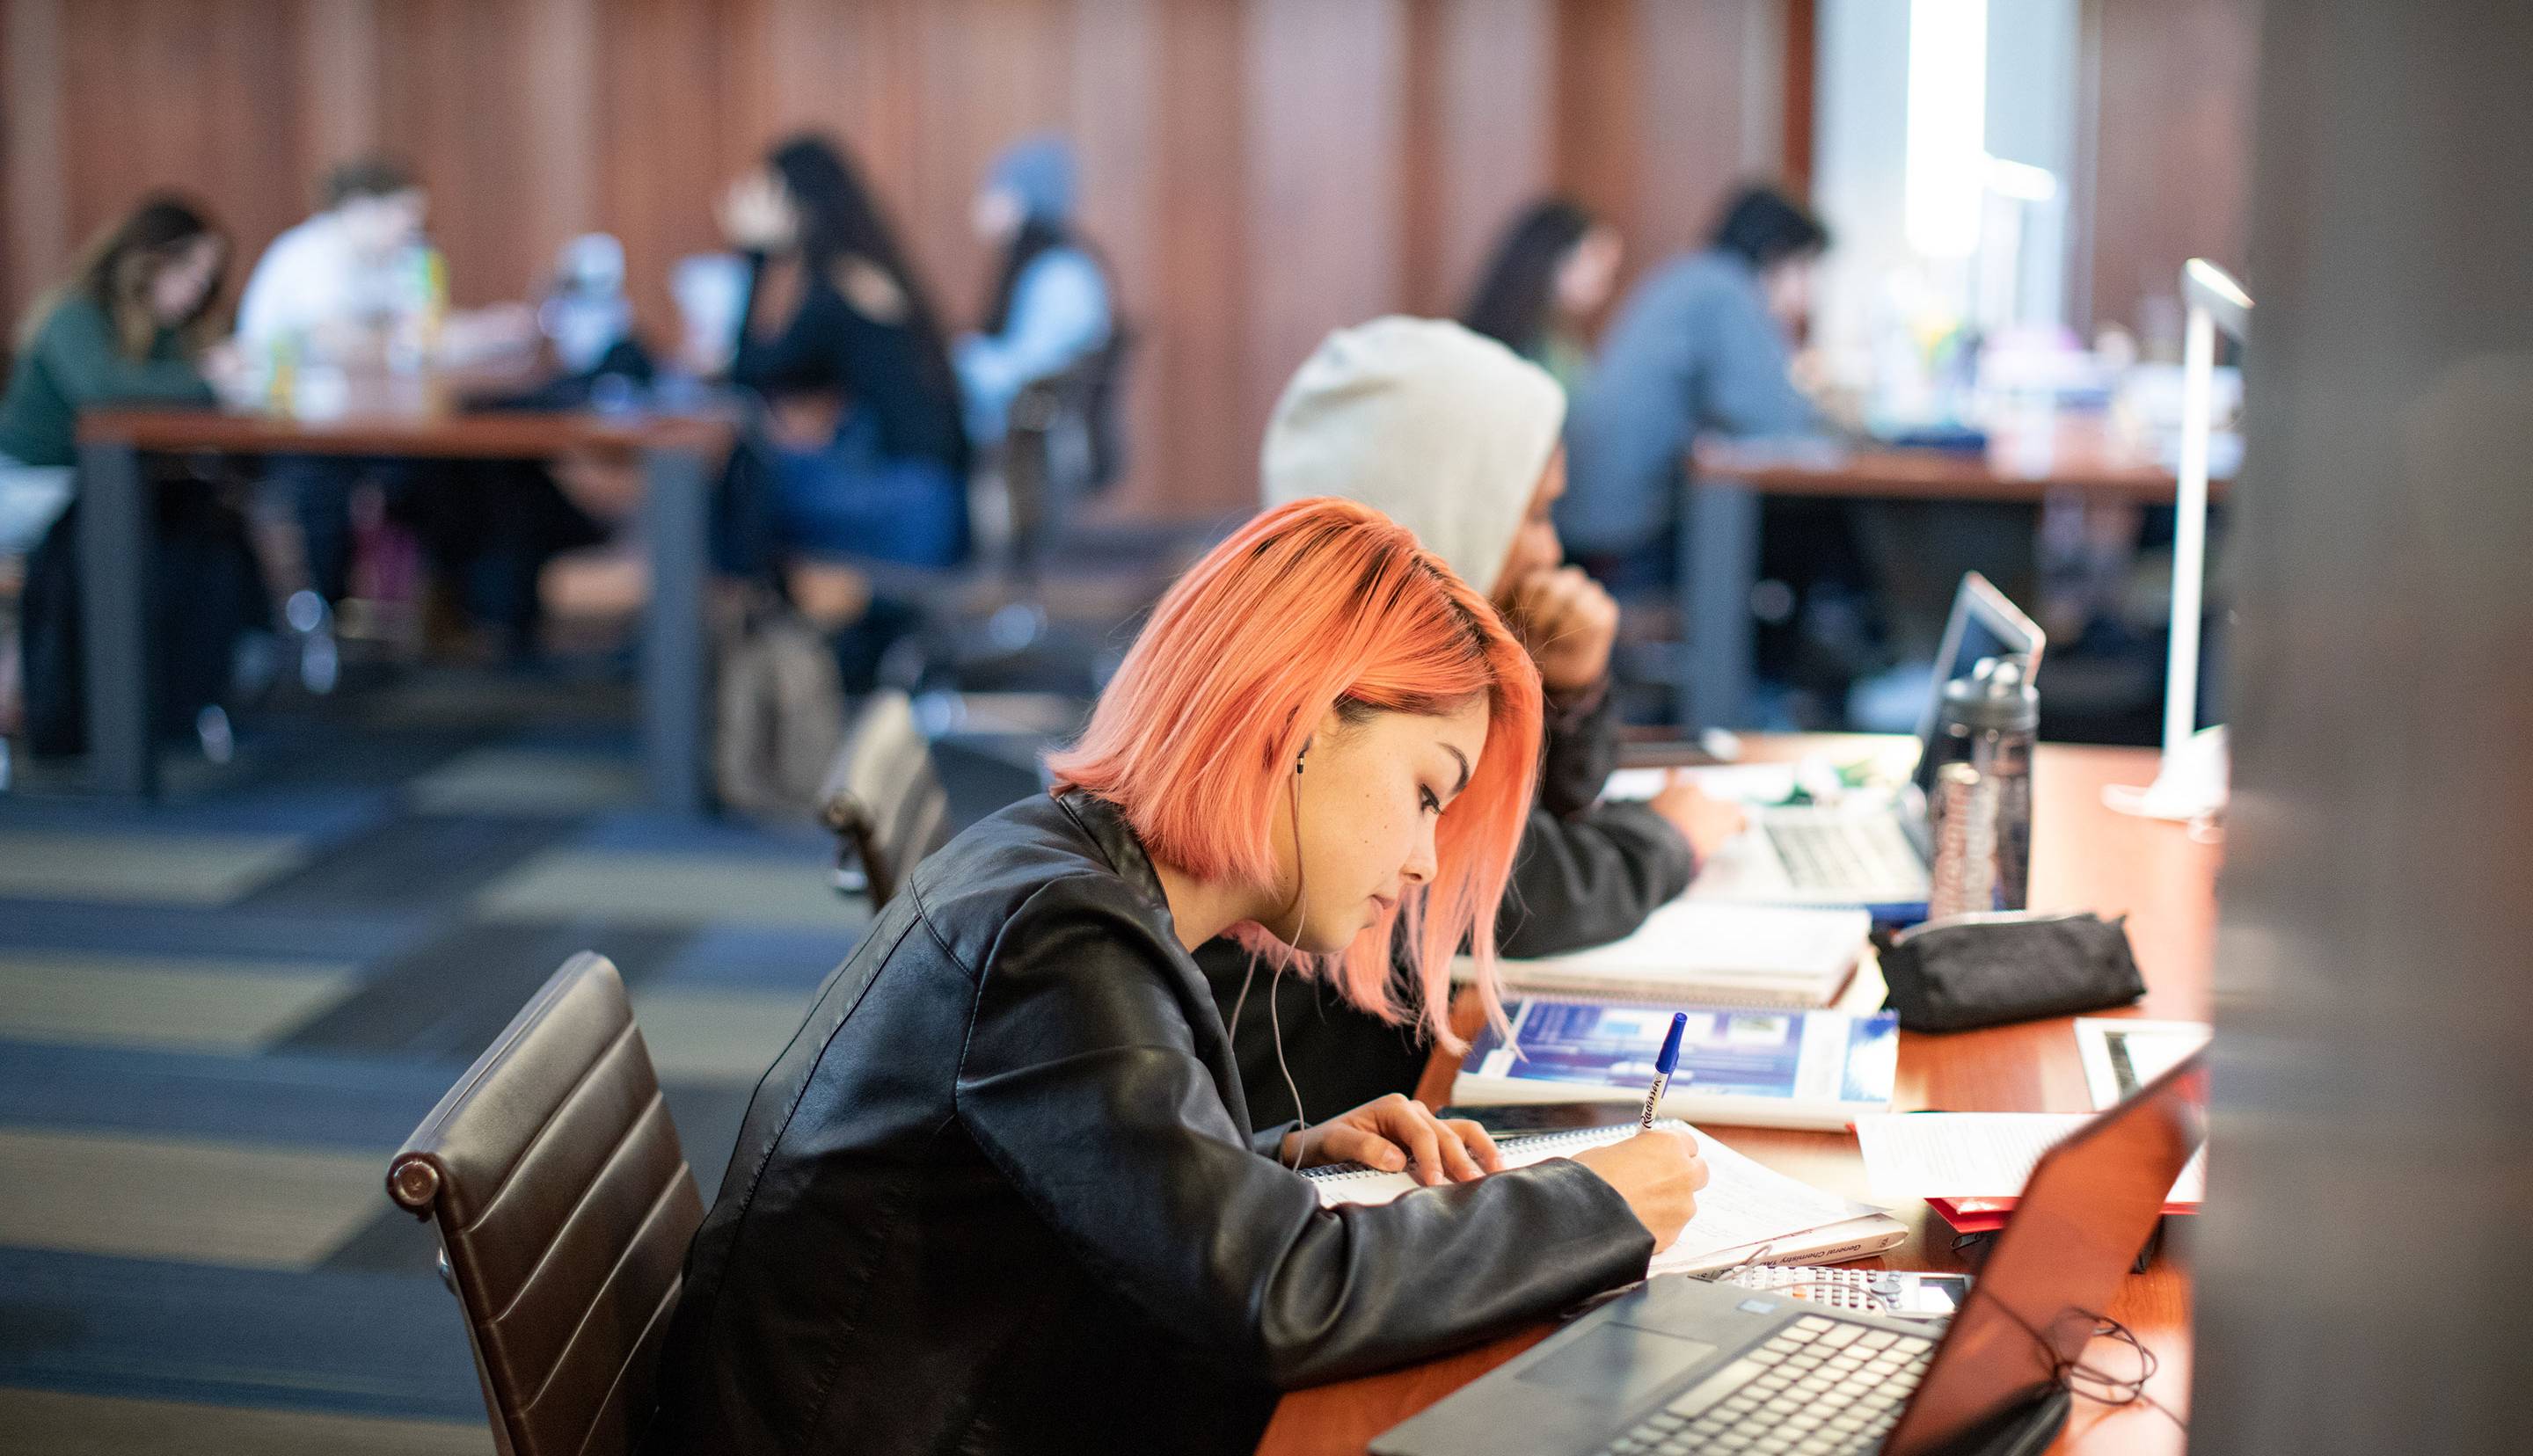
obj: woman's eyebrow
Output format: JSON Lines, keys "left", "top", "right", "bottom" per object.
{"left": 1442, "top": 745, "right": 1471, "bottom": 797}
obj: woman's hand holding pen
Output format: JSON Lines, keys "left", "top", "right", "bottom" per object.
{"left": 1571, "top": 1131, "right": 1710, "bottom": 1250}
{"left": 1280, "top": 1094, "right": 1502, "bottom": 1185}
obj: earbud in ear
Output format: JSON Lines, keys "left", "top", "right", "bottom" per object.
{"left": 1295, "top": 741, "right": 1310, "bottom": 775}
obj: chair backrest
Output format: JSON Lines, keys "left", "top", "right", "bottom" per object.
{"left": 387, "top": 953, "right": 703, "bottom": 1456}
{"left": 1077, "top": 323, "right": 1134, "bottom": 495}
{"left": 1003, "top": 327, "right": 1135, "bottom": 575}
{"left": 818, "top": 688, "right": 952, "bottom": 908}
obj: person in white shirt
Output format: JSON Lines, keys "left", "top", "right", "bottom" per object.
{"left": 233, "top": 159, "right": 430, "bottom": 613}
{"left": 236, "top": 159, "right": 564, "bottom": 660}
{"left": 236, "top": 158, "right": 430, "bottom": 368}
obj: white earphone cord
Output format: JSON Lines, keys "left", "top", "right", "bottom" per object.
{"left": 1226, "top": 753, "right": 1314, "bottom": 1171}
{"left": 1273, "top": 762, "right": 1309, "bottom": 1167}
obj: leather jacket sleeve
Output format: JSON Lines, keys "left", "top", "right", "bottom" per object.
{"left": 1495, "top": 800, "right": 1699, "bottom": 959}
{"left": 1536, "top": 678, "right": 1621, "bottom": 819}
{"left": 953, "top": 873, "right": 1656, "bottom": 1389}
{"left": 1498, "top": 673, "right": 1698, "bottom": 959}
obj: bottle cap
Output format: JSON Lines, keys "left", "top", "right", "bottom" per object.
{"left": 1940, "top": 655, "right": 2040, "bottom": 732}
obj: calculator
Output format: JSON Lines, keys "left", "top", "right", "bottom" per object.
{"left": 1712, "top": 1264, "right": 1971, "bottom": 1320}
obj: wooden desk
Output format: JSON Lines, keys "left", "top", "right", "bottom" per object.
{"left": 1260, "top": 736, "right": 2217, "bottom": 1456}
{"left": 1678, "top": 417, "right": 2223, "bottom": 730}
{"left": 74, "top": 401, "right": 734, "bottom": 813}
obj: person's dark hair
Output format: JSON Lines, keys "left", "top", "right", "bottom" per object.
{"left": 322, "top": 157, "right": 420, "bottom": 210}
{"left": 26, "top": 194, "right": 228, "bottom": 358}
{"left": 765, "top": 135, "right": 960, "bottom": 408}
{"left": 1710, "top": 186, "right": 1829, "bottom": 270}
{"left": 1460, "top": 199, "right": 1598, "bottom": 354}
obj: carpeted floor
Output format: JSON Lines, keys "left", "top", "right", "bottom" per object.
{"left": 0, "top": 675, "right": 940, "bottom": 1454}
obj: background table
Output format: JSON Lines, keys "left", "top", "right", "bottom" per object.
{"left": 1259, "top": 735, "right": 2218, "bottom": 1456}
{"left": 1681, "top": 419, "right": 2225, "bottom": 730}
{"left": 75, "top": 401, "right": 733, "bottom": 813}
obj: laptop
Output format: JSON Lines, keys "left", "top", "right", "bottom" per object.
{"left": 1688, "top": 572, "right": 2044, "bottom": 918}
{"left": 1372, "top": 1051, "right": 2206, "bottom": 1456}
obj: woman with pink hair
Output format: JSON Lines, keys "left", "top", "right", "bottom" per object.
{"left": 644, "top": 498, "right": 1706, "bottom": 1456}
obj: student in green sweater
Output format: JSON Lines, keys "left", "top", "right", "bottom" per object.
{"left": 4, "top": 196, "right": 263, "bottom": 755}
{"left": 0, "top": 196, "right": 234, "bottom": 484}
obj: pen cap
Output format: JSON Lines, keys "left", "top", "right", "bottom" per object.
{"left": 1655, "top": 1012, "right": 1689, "bottom": 1074}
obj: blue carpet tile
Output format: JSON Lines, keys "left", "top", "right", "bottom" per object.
{"left": 0, "top": 1043, "right": 460, "bottom": 1153}
{"left": 0, "top": 1249, "right": 483, "bottom": 1422}
{"left": 0, "top": 785, "right": 395, "bottom": 842}
{"left": 0, "top": 902, "right": 434, "bottom": 965}
{"left": 0, "top": 688, "right": 1048, "bottom": 1441}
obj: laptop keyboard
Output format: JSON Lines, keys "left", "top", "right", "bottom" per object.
{"left": 1599, "top": 1314, "right": 1934, "bottom": 1455}
{"left": 1767, "top": 821, "right": 1918, "bottom": 892}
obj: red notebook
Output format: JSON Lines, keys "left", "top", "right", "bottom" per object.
{"left": 1927, "top": 1190, "right": 2200, "bottom": 1235}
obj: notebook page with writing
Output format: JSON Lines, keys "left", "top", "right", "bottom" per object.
{"left": 1307, "top": 1122, "right": 1874, "bottom": 1273}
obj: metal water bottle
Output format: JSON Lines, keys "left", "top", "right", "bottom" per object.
{"left": 1924, "top": 655, "right": 2039, "bottom": 917}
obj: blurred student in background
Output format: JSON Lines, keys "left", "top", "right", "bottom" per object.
{"left": 954, "top": 134, "right": 1113, "bottom": 448}
{"left": 1198, "top": 318, "right": 1746, "bottom": 1125}
{"left": 3, "top": 197, "right": 233, "bottom": 512}
{"left": 1561, "top": 186, "right": 1886, "bottom": 723}
{"left": 4, "top": 197, "right": 267, "bottom": 754}
{"left": 717, "top": 135, "right": 970, "bottom": 571}
{"left": 1458, "top": 198, "right": 1622, "bottom": 396}
{"left": 236, "top": 158, "right": 432, "bottom": 373}
{"left": 236, "top": 158, "right": 432, "bottom": 613}
{"left": 236, "top": 157, "right": 569, "bottom": 661}
{"left": 1560, "top": 185, "right": 1826, "bottom": 565}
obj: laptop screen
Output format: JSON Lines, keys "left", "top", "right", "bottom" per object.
{"left": 1882, "top": 1052, "right": 2208, "bottom": 1454}
{"left": 1910, "top": 572, "right": 2047, "bottom": 798}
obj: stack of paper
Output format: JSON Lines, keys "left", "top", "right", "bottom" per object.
{"left": 1852, "top": 1112, "right": 2205, "bottom": 1232}
{"left": 1483, "top": 900, "right": 1870, "bottom": 1010}
{"left": 1307, "top": 1120, "right": 1906, "bottom": 1276}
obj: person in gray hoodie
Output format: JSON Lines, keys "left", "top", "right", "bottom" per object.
{"left": 1197, "top": 317, "right": 1746, "bottom": 1130}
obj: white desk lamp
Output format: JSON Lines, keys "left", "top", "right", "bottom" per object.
{"left": 2110, "top": 258, "right": 2250, "bottom": 822}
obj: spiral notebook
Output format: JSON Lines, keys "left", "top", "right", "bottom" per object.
{"left": 1305, "top": 1120, "right": 1906, "bottom": 1276}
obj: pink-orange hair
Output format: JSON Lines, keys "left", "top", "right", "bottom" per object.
{"left": 1047, "top": 497, "right": 1543, "bottom": 1048}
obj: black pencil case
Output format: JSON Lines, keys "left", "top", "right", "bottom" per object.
{"left": 1878, "top": 910, "right": 2143, "bottom": 1033}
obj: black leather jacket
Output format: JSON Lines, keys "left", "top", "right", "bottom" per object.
{"left": 1199, "top": 679, "right": 1697, "bottom": 1128}
{"left": 641, "top": 792, "right": 1654, "bottom": 1456}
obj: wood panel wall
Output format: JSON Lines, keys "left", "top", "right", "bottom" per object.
{"left": 0, "top": 0, "right": 1788, "bottom": 519}
{"left": 2076, "top": 0, "right": 2259, "bottom": 339}
{"left": 2, "top": 0, "right": 2252, "bottom": 515}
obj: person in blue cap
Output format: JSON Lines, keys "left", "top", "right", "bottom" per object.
{"left": 955, "top": 135, "right": 1114, "bottom": 448}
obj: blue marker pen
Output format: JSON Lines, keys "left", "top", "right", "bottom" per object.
{"left": 1639, "top": 1012, "right": 1689, "bottom": 1130}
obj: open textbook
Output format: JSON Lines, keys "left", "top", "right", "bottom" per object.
{"left": 1452, "top": 999, "right": 1900, "bottom": 1132}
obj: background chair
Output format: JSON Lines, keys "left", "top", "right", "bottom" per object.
{"left": 999, "top": 326, "right": 1135, "bottom": 585}
{"left": 387, "top": 951, "right": 702, "bottom": 1456}
{"left": 819, "top": 688, "right": 952, "bottom": 908}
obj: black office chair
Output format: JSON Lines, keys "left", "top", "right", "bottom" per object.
{"left": 1000, "top": 325, "right": 1134, "bottom": 584}
{"left": 387, "top": 952, "right": 703, "bottom": 1456}
{"left": 873, "top": 329, "right": 1142, "bottom": 696}
{"left": 817, "top": 688, "right": 952, "bottom": 909}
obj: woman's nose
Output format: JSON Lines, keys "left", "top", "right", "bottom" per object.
{"left": 1402, "top": 823, "right": 1439, "bottom": 886}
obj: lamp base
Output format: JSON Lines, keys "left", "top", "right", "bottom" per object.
{"left": 2104, "top": 725, "right": 2229, "bottom": 822}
